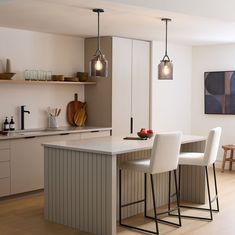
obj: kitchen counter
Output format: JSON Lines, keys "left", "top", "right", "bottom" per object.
{"left": 0, "top": 126, "right": 112, "bottom": 140}
{"left": 44, "top": 134, "right": 206, "bottom": 235}
{"left": 43, "top": 134, "right": 206, "bottom": 155}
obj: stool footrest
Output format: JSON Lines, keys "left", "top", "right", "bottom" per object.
{"left": 180, "top": 204, "right": 219, "bottom": 212}
{"left": 121, "top": 199, "right": 145, "bottom": 208}
{"left": 169, "top": 213, "right": 213, "bottom": 221}
{"left": 146, "top": 215, "right": 181, "bottom": 227}
{"left": 147, "top": 207, "right": 179, "bottom": 217}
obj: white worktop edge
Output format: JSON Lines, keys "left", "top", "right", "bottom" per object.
{"left": 43, "top": 135, "right": 206, "bottom": 156}
{"left": 0, "top": 126, "right": 112, "bottom": 140}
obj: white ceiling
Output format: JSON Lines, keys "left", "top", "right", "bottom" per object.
{"left": 0, "top": 0, "right": 235, "bottom": 45}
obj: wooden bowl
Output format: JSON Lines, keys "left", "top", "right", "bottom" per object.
{"left": 64, "top": 77, "right": 79, "bottom": 82}
{"left": 51, "top": 75, "right": 64, "bottom": 81}
{"left": 77, "top": 72, "right": 88, "bottom": 82}
{"left": 0, "top": 73, "right": 16, "bottom": 80}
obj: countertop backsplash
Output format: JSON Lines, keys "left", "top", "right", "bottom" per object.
{"left": 0, "top": 84, "right": 84, "bottom": 130}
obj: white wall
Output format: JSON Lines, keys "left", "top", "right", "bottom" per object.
{"left": 0, "top": 27, "right": 84, "bottom": 130}
{"left": 192, "top": 43, "right": 235, "bottom": 160}
{"left": 151, "top": 41, "right": 192, "bottom": 134}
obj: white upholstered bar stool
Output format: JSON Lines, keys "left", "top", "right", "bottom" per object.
{"left": 177, "top": 127, "right": 222, "bottom": 221}
{"left": 119, "top": 132, "right": 182, "bottom": 234}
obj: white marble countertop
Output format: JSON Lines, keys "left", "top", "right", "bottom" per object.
{"left": 0, "top": 126, "right": 111, "bottom": 140}
{"left": 43, "top": 135, "right": 206, "bottom": 155}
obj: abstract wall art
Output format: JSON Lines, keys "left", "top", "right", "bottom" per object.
{"left": 205, "top": 71, "right": 235, "bottom": 114}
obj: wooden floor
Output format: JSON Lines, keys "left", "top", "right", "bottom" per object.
{"left": 0, "top": 168, "right": 235, "bottom": 235}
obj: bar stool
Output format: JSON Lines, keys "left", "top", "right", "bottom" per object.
{"left": 119, "top": 132, "right": 182, "bottom": 234}
{"left": 177, "top": 127, "right": 222, "bottom": 221}
{"left": 221, "top": 144, "right": 235, "bottom": 172}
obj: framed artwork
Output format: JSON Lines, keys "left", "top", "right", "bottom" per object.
{"left": 205, "top": 71, "right": 235, "bottom": 114}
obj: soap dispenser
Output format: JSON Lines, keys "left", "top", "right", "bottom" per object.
{"left": 3, "top": 117, "right": 9, "bottom": 131}
{"left": 10, "top": 116, "right": 15, "bottom": 131}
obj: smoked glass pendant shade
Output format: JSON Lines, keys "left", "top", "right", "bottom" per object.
{"left": 89, "top": 49, "right": 108, "bottom": 77}
{"left": 158, "top": 55, "right": 173, "bottom": 80}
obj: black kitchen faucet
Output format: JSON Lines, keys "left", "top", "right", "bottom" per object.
{"left": 21, "top": 105, "right": 30, "bottom": 130}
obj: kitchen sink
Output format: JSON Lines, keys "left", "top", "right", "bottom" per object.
{"left": 18, "top": 131, "right": 45, "bottom": 136}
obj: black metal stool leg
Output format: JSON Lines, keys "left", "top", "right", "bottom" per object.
{"left": 144, "top": 173, "right": 147, "bottom": 218}
{"left": 168, "top": 171, "right": 171, "bottom": 215}
{"left": 177, "top": 165, "right": 219, "bottom": 221}
{"left": 119, "top": 170, "right": 158, "bottom": 234}
{"left": 213, "top": 163, "right": 219, "bottom": 212}
{"left": 205, "top": 166, "right": 213, "bottom": 220}
{"left": 147, "top": 171, "right": 181, "bottom": 227}
{"left": 150, "top": 174, "right": 159, "bottom": 234}
{"left": 119, "top": 169, "right": 122, "bottom": 225}
{"left": 178, "top": 165, "right": 181, "bottom": 200}
{"left": 174, "top": 170, "right": 182, "bottom": 226}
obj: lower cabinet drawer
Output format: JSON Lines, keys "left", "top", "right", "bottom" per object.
{"left": 0, "top": 178, "right": 10, "bottom": 197}
{"left": 0, "top": 149, "right": 10, "bottom": 162}
{"left": 0, "top": 141, "right": 10, "bottom": 150}
{"left": 0, "top": 162, "right": 10, "bottom": 178}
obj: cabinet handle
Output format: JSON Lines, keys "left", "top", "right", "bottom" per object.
{"left": 91, "top": 130, "right": 99, "bottom": 133}
{"left": 60, "top": 133, "right": 70, "bottom": 135}
{"left": 130, "top": 117, "right": 133, "bottom": 134}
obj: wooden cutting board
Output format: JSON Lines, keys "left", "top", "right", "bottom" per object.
{"left": 74, "top": 103, "right": 87, "bottom": 127}
{"left": 66, "top": 93, "right": 83, "bottom": 126}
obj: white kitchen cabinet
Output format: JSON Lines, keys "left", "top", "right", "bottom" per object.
{"left": 0, "top": 178, "right": 10, "bottom": 197}
{"left": 112, "top": 38, "right": 150, "bottom": 135}
{"left": 0, "top": 140, "right": 10, "bottom": 149}
{"left": 0, "top": 149, "right": 10, "bottom": 162}
{"left": 85, "top": 37, "right": 150, "bottom": 136}
{"left": 10, "top": 133, "right": 81, "bottom": 194}
{"left": 112, "top": 37, "right": 132, "bottom": 135}
{"left": 9, "top": 130, "right": 110, "bottom": 195}
{"left": 131, "top": 40, "right": 150, "bottom": 133}
{"left": 0, "top": 140, "right": 10, "bottom": 196}
{"left": 0, "top": 162, "right": 10, "bottom": 178}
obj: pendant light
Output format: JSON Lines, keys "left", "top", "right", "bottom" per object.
{"left": 158, "top": 18, "right": 173, "bottom": 80}
{"left": 89, "top": 8, "right": 108, "bottom": 78}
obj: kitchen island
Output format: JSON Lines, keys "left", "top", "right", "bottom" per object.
{"left": 43, "top": 135, "right": 206, "bottom": 235}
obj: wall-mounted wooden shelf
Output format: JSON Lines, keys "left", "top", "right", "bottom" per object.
{"left": 0, "top": 80, "right": 96, "bottom": 85}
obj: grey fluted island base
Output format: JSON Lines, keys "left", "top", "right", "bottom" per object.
{"left": 43, "top": 135, "right": 206, "bottom": 235}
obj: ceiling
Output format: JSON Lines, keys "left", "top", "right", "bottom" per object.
{"left": 0, "top": 0, "right": 235, "bottom": 45}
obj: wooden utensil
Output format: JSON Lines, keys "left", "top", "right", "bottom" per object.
{"left": 56, "top": 108, "right": 61, "bottom": 117}
{"left": 66, "top": 93, "right": 83, "bottom": 126}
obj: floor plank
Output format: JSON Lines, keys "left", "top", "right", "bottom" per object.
{"left": 0, "top": 169, "right": 235, "bottom": 235}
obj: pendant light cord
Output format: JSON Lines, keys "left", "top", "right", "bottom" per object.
{"left": 97, "top": 10, "right": 100, "bottom": 51}
{"left": 92, "top": 8, "right": 104, "bottom": 56}
{"left": 165, "top": 19, "right": 168, "bottom": 57}
{"left": 161, "top": 18, "right": 171, "bottom": 61}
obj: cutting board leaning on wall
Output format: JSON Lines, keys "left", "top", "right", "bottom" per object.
{"left": 66, "top": 93, "right": 87, "bottom": 126}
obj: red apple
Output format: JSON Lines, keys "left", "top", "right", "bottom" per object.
{"left": 147, "top": 129, "right": 153, "bottom": 134}
{"left": 140, "top": 128, "right": 147, "bottom": 134}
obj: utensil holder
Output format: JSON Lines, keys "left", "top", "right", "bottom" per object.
{"left": 48, "top": 116, "right": 58, "bottom": 129}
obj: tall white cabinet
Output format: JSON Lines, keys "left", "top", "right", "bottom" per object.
{"left": 85, "top": 37, "right": 150, "bottom": 136}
